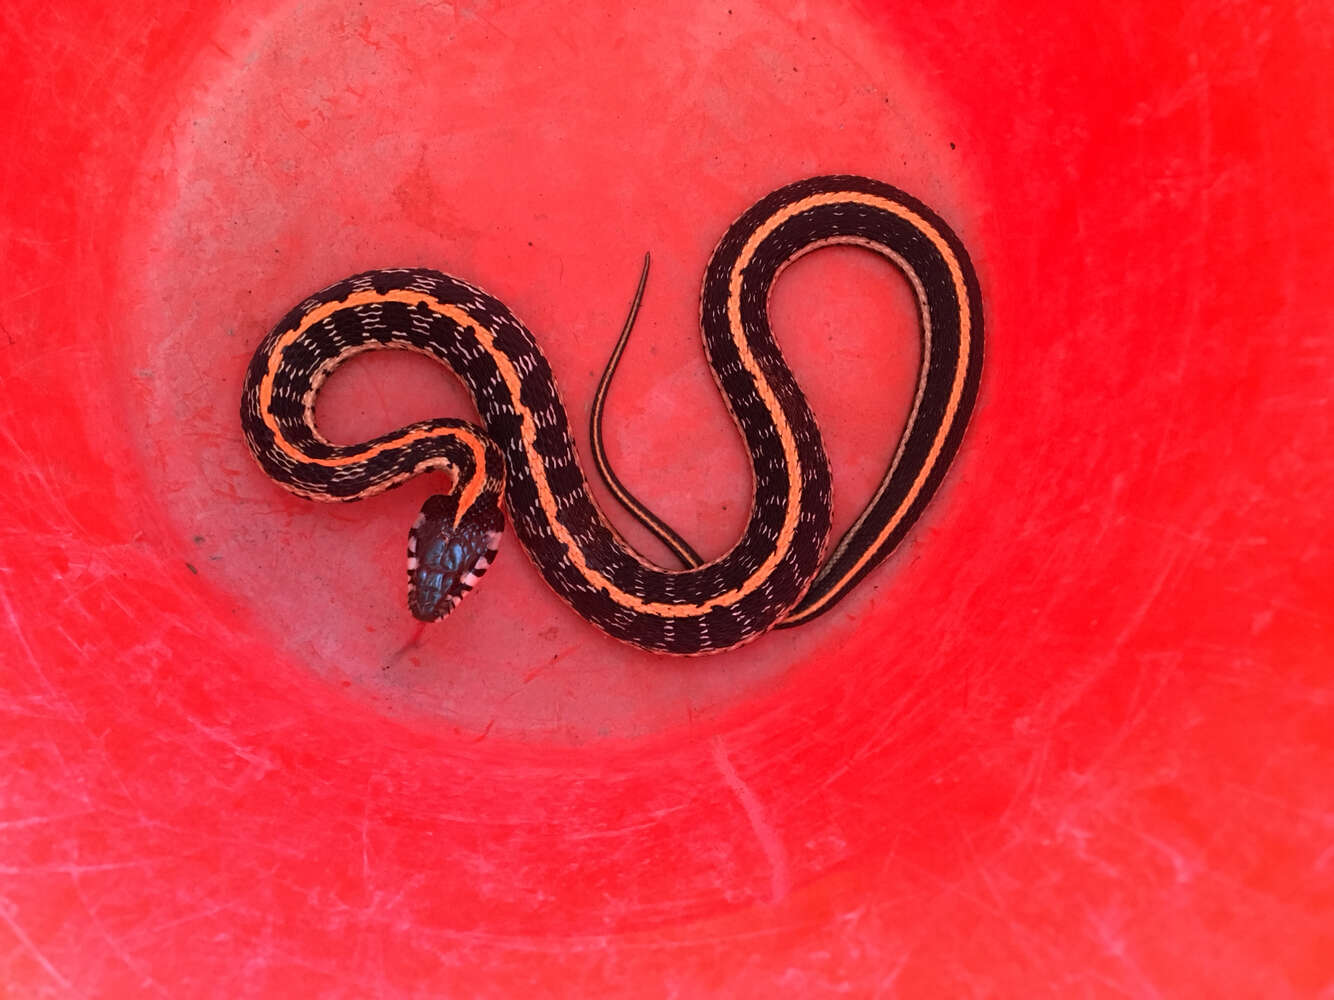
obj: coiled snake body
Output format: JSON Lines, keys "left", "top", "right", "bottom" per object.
{"left": 240, "top": 175, "right": 982, "bottom": 654}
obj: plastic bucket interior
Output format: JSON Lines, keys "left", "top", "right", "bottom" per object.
{"left": 2, "top": 0, "right": 1331, "bottom": 995}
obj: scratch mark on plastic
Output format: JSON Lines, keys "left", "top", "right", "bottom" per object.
{"left": 711, "top": 736, "right": 790, "bottom": 903}
{"left": 0, "top": 901, "right": 73, "bottom": 989}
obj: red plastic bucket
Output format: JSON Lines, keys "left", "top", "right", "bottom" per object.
{"left": 3, "top": 1, "right": 1330, "bottom": 994}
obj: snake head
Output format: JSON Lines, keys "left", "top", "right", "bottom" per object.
{"left": 407, "top": 494, "right": 504, "bottom": 622}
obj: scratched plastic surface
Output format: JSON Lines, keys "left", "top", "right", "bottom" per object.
{"left": 2, "top": 0, "right": 1331, "bottom": 996}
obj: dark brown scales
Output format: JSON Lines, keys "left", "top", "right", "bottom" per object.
{"left": 239, "top": 176, "right": 982, "bottom": 654}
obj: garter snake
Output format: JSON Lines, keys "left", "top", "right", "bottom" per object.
{"left": 240, "top": 175, "right": 983, "bottom": 655}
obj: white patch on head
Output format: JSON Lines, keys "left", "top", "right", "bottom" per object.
{"left": 406, "top": 535, "right": 417, "bottom": 554}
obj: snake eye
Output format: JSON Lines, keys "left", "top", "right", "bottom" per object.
{"left": 406, "top": 495, "right": 503, "bottom": 622}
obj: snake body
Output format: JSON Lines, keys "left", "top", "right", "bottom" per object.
{"left": 240, "top": 175, "right": 982, "bottom": 654}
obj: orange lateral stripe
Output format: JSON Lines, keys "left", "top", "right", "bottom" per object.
{"left": 258, "top": 289, "right": 490, "bottom": 517}
{"left": 261, "top": 288, "right": 779, "bottom": 616}
{"left": 775, "top": 195, "right": 973, "bottom": 624}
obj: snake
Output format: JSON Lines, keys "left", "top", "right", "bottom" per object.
{"left": 239, "top": 175, "right": 983, "bottom": 655}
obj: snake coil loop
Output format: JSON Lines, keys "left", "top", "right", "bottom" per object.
{"left": 240, "top": 175, "right": 982, "bottom": 654}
